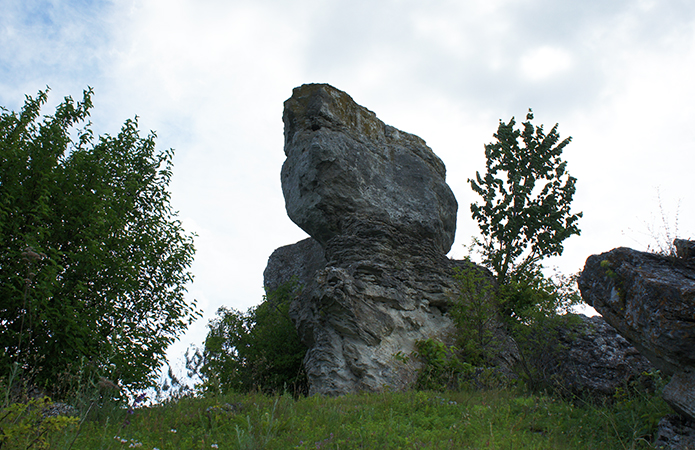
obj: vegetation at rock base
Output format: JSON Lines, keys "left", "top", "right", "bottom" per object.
{"left": 434, "top": 110, "right": 585, "bottom": 393}
{"left": 0, "top": 89, "right": 199, "bottom": 397}
{"left": 201, "top": 281, "right": 308, "bottom": 396}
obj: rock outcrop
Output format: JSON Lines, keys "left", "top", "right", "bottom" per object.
{"left": 266, "top": 84, "right": 467, "bottom": 395}
{"left": 540, "top": 314, "right": 654, "bottom": 397}
{"left": 578, "top": 242, "right": 695, "bottom": 421}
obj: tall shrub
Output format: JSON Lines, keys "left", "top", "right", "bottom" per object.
{"left": 202, "top": 281, "right": 307, "bottom": 395}
{"left": 0, "top": 89, "right": 199, "bottom": 395}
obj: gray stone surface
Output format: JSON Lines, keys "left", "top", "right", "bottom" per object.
{"left": 655, "top": 414, "right": 695, "bottom": 450}
{"left": 281, "top": 83, "right": 458, "bottom": 254}
{"left": 544, "top": 314, "right": 654, "bottom": 397}
{"left": 578, "top": 242, "right": 695, "bottom": 420}
{"left": 266, "top": 84, "right": 471, "bottom": 395}
{"left": 664, "top": 370, "right": 695, "bottom": 424}
{"left": 675, "top": 239, "right": 695, "bottom": 260}
{"left": 289, "top": 221, "right": 475, "bottom": 395}
{"left": 263, "top": 237, "right": 326, "bottom": 294}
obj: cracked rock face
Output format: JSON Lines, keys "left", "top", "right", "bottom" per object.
{"left": 266, "top": 84, "right": 468, "bottom": 395}
{"left": 578, "top": 243, "right": 695, "bottom": 421}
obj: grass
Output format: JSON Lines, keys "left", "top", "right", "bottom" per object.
{"left": 7, "top": 384, "right": 670, "bottom": 450}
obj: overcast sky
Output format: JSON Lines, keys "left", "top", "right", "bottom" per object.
{"left": 2, "top": 0, "right": 694, "bottom": 372}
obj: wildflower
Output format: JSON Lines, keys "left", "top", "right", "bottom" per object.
{"left": 211, "top": 445, "right": 219, "bottom": 449}
{"left": 170, "top": 428, "right": 177, "bottom": 433}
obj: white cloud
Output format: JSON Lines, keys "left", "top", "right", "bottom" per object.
{"left": 520, "top": 46, "right": 573, "bottom": 81}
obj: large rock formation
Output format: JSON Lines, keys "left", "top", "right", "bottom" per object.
{"left": 655, "top": 414, "right": 695, "bottom": 450}
{"left": 266, "top": 84, "right": 466, "bottom": 395}
{"left": 578, "top": 242, "right": 695, "bottom": 421}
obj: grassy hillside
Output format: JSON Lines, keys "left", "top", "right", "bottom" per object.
{"left": 8, "top": 385, "right": 669, "bottom": 449}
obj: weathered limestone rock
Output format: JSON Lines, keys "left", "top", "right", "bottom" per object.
{"left": 281, "top": 83, "right": 457, "bottom": 254}
{"left": 541, "top": 314, "right": 654, "bottom": 397}
{"left": 655, "top": 414, "right": 695, "bottom": 450}
{"left": 291, "top": 223, "right": 473, "bottom": 395}
{"left": 578, "top": 243, "right": 695, "bottom": 420}
{"left": 264, "top": 229, "right": 481, "bottom": 395}
{"left": 263, "top": 237, "right": 326, "bottom": 294}
{"left": 267, "top": 84, "right": 468, "bottom": 395}
{"left": 675, "top": 239, "right": 695, "bottom": 260}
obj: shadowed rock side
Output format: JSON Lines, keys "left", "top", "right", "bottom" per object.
{"left": 578, "top": 243, "right": 695, "bottom": 421}
{"left": 545, "top": 315, "right": 653, "bottom": 397}
{"left": 263, "top": 237, "right": 326, "bottom": 294}
{"left": 267, "top": 83, "right": 466, "bottom": 395}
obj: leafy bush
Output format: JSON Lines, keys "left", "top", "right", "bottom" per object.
{"left": 413, "top": 339, "right": 470, "bottom": 391}
{"left": 0, "top": 368, "right": 79, "bottom": 450}
{"left": 202, "top": 281, "right": 307, "bottom": 395}
{"left": 0, "top": 89, "right": 199, "bottom": 396}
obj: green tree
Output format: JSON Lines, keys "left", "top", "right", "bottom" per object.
{"left": 469, "top": 109, "right": 582, "bottom": 286}
{"left": 463, "top": 111, "right": 584, "bottom": 391}
{"left": 202, "top": 281, "right": 307, "bottom": 395}
{"left": 0, "top": 88, "right": 199, "bottom": 395}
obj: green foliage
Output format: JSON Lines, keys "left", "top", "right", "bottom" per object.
{"left": 0, "top": 368, "right": 79, "bottom": 450}
{"left": 496, "top": 269, "right": 583, "bottom": 392}
{"left": 449, "top": 264, "right": 498, "bottom": 365}
{"left": 0, "top": 396, "right": 78, "bottom": 449}
{"left": 0, "top": 88, "right": 199, "bottom": 395}
{"left": 610, "top": 370, "right": 670, "bottom": 439}
{"left": 469, "top": 109, "right": 582, "bottom": 286}
{"left": 202, "top": 281, "right": 307, "bottom": 395}
{"left": 414, "top": 339, "right": 472, "bottom": 391}
{"left": 497, "top": 268, "right": 582, "bottom": 324}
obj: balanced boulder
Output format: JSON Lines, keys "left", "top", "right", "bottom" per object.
{"left": 281, "top": 83, "right": 457, "bottom": 254}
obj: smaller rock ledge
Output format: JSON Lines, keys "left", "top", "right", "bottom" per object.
{"left": 578, "top": 241, "right": 695, "bottom": 421}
